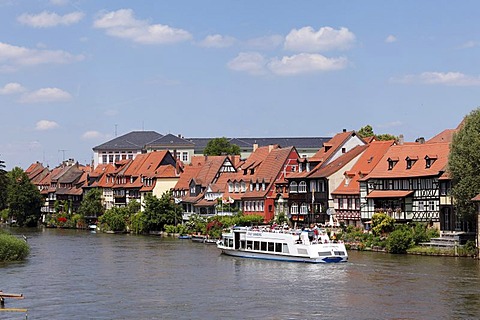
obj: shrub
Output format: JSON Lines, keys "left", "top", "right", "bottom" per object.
{"left": 386, "top": 227, "right": 414, "bottom": 254}
{"left": 0, "top": 232, "right": 29, "bottom": 261}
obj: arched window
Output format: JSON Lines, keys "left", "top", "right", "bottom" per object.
{"left": 234, "top": 182, "right": 240, "bottom": 192}
{"left": 290, "top": 203, "right": 298, "bottom": 214}
{"left": 240, "top": 181, "right": 246, "bottom": 192}
{"left": 300, "top": 203, "right": 308, "bottom": 214}
{"left": 228, "top": 182, "right": 233, "bottom": 192}
{"left": 290, "top": 181, "right": 298, "bottom": 193}
{"left": 299, "top": 181, "right": 307, "bottom": 193}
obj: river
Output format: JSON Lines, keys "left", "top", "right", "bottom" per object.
{"left": 1, "top": 227, "right": 480, "bottom": 320}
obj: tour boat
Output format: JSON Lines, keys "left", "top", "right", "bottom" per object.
{"left": 216, "top": 227, "right": 348, "bottom": 263}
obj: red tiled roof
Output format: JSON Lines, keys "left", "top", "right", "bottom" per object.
{"left": 427, "top": 129, "right": 457, "bottom": 143}
{"left": 366, "top": 190, "right": 414, "bottom": 198}
{"left": 309, "top": 130, "right": 358, "bottom": 163}
{"left": 362, "top": 142, "right": 450, "bottom": 179}
{"left": 332, "top": 140, "right": 395, "bottom": 195}
{"left": 308, "top": 144, "right": 368, "bottom": 178}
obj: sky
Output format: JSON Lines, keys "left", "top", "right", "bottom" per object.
{"left": 1, "top": 0, "right": 479, "bottom": 170}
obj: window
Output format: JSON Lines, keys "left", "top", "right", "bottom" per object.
{"left": 299, "top": 181, "right": 307, "bottom": 193}
{"left": 310, "top": 180, "right": 317, "bottom": 192}
{"left": 429, "top": 201, "right": 435, "bottom": 211}
{"left": 235, "top": 182, "right": 240, "bottom": 192}
{"left": 241, "top": 181, "right": 246, "bottom": 192}
{"left": 290, "top": 203, "right": 298, "bottom": 214}
{"left": 182, "top": 152, "right": 188, "bottom": 162}
{"left": 228, "top": 182, "right": 233, "bottom": 192}
{"left": 300, "top": 203, "right": 308, "bottom": 214}
{"left": 250, "top": 183, "right": 253, "bottom": 191}
{"left": 342, "top": 147, "right": 346, "bottom": 153}
{"left": 102, "top": 155, "right": 107, "bottom": 163}
{"left": 109, "top": 155, "right": 114, "bottom": 163}
{"left": 262, "top": 182, "right": 266, "bottom": 191}
{"left": 418, "top": 201, "right": 424, "bottom": 211}
{"left": 290, "top": 181, "right": 298, "bottom": 193}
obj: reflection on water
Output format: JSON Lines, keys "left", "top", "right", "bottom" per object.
{"left": 1, "top": 228, "right": 480, "bottom": 319}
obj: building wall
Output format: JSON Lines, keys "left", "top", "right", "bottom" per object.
{"left": 153, "top": 178, "right": 180, "bottom": 199}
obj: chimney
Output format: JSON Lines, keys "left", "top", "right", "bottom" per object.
{"left": 253, "top": 143, "right": 259, "bottom": 152}
{"left": 343, "top": 128, "right": 347, "bottom": 132}
{"left": 268, "top": 144, "right": 275, "bottom": 152}
{"left": 415, "top": 137, "right": 425, "bottom": 144}
{"left": 398, "top": 134, "right": 404, "bottom": 145}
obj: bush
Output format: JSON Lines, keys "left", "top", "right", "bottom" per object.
{"left": 386, "top": 227, "right": 414, "bottom": 254}
{"left": 0, "top": 232, "right": 29, "bottom": 261}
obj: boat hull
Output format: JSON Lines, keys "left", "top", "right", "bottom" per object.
{"left": 220, "top": 248, "right": 346, "bottom": 263}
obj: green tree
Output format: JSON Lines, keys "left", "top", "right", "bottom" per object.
{"left": 357, "top": 125, "right": 397, "bottom": 141}
{"left": 143, "top": 191, "right": 183, "bottom": 232}
{"left": 357, "top": 125, "right": 374, "bottom": 138}
{"left": 77, "top": 189, "right": 105, "bottom": 218}
{"left": 371, "top": 212, "right": 395, "bottom": 236}
{"left": 386, "top": 225, "right": 414, "bottom": 254}
{"left": 0, "top": 158, "right": 8, "bottom": 210}
{"left": 203, "top": 137, "right": 240, "bottom": 156}
{"left": 449, "top": 108, "right": 480, "bottom": 231}
{"left": 7, "top": 167, "right": 43, "bottom": 227}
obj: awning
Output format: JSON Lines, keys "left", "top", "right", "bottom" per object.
{"left": 366, "top": 190, "right": 413, "bottom": 199}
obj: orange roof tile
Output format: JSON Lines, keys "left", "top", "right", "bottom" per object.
{"left": 363, "top": 142, "right": 450, "bottom": 179}
{"left": 332, "top": 141, "right": 395, "bottom": 195}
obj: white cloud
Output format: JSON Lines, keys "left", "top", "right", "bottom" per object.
{"left": 93, "top": 9, "right": 192, "bottom": 45}
{"left": 19, "top": 87, "right": 72, "bottom": 103}
{"left": 392, "top": 72, "right": 480, "bottom": 86}
{"left": 199, "top": 34, "right": 236, "bottom": 48}
{"left": 17, "top": 11, "right": 84, "bottom": 28}
{"left": 227, "top": 52, "right": 267, "bottom": 75}
{"left": 385, "top": 35, "right": 397, "bottom": 43}
{"left": 459, "top": 40, "right": 479, "bottom": 49}
{"left": 49, "top": 0, "right": 68, "bottom": 5}
{"left": 0, "top": 42, "right": 84, "bottom": 69}
{"left": 82, "top": 131, "right": 104, "bottom": 140}
{"left": 267, "top": 53, "right": 349, "bottom": 75}
{"left": 0, "top": 82, "right": 26, "bottom": 95}
{"left": 284, "top": 26, "right": 355, "bottom": 52}
{"left": 35, "top": 120, "right": 59, "bottom": 130}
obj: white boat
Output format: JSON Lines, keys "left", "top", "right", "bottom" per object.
{"left": 217, "top": 227, "right": 348, "bottom": 263}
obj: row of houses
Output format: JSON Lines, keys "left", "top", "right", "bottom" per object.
{"left": 26, "top": 125, "right": 470, "bottom": 236}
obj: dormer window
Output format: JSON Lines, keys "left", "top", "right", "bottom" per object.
{"left": 250, "top": 168, "right": 254, "bottom": 175}
{"left": 387, "top": 157, "right": 399, "bottom": 170}
{"left": 405, "top": 156, "right": 418, "bottom": 170}
{"left": 228, "top": 182, "right": 233, "bottom": 192}
{"left": 425, "top": 155, "right": 437, "bottom": 168}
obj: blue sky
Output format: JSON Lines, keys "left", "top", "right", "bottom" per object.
{"left": 1, "top": 0, "right": 479, "bottom": 170}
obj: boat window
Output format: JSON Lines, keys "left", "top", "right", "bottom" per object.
{"left": 282, "top": 244, "right": 289, "bottom": 253}
{"left": 227, "top": 239, "right": 233, "bottom": 248}
{"left": 261, "top": 242, "right": 267, "bottom": 251}
{"left": 254, "top": 241, "right": 260, "bottom": 250}
{"left": 334, "top": 251, "right": 345, "bottom": 256}
{"left": 275, "top": 243, "right": 282, "bottom": 252}
{"left": 247, "top": 240, "right": 253, "bottom": 250}
{"left": 268, "top": 242, "right": 275, "bottom": 252}
{"left": 318, "top": 252, "right": 331, "bottom": 256}
{"left": 240, "top": 240, "right": 246, "bottom": 249}
{"left": 297, "top": 248, "right": 308, "bottom": 255}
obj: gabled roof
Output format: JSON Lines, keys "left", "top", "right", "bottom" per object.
{"left": 93, "top": 131, "right": 163, "bottom": 151}
{"left": 147, "top": 133, "right": 195, "bottom": 148}
{"left": 308, "top": 144, "right": 368, "bottom": 179}
{"left": 172, "top": 164, "right": 203, "bottom": 191}
{"left": 362, "top": 142, "right": 450, "bottom": 179}
{"left": 195, "top": 156, "right": 230, "bottom": 187}
{"left": 332, "top": 140, "right": 395, "bottom": 195}
{"left": 309, "top": 130, "right": 361, "bottom": 163}
{"left": 25, "top": 162, "right": 49, "bottom": 184}
{"left": 426, "top": 129, "right": 457, "bottom": 144}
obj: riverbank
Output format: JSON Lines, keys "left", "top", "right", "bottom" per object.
{"left": 0, "top": 230, "right": 29, "bottom": 261}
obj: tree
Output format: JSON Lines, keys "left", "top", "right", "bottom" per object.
{"left": 143, "top": 191, "right": 183, "bottom": 232}
{"left": 78, "top": 189, "right": 105, "bottom": 218}
{"left": 203, "top": 137, "right": 240, "bottom": 156}
{"left": 0, "top": 158, "right": 8, "bottom": 210}
{"left": 371, "top": 212, "right": 395, "bottom": 236}
{"left": 357, "top": 125, "right": 397, "bottom": 141}
{"left": 7, "top": 167, "right": 43, "bottom": 227}
{"left": 448, "top": 108, "right": 480, "bottom": 231}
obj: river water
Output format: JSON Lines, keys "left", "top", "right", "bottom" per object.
{"left": 1, "top": 227, "right": 480, "bottom": 320}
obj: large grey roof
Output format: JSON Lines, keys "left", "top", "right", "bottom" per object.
{"left": 147, "top": 133, "right": 195, "bottom": 147}
{"left": 187, "top": 137, "right": 331, "bottom": 149}
{"left": 93, "top": 131, "right": 163, "bottom": 151}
